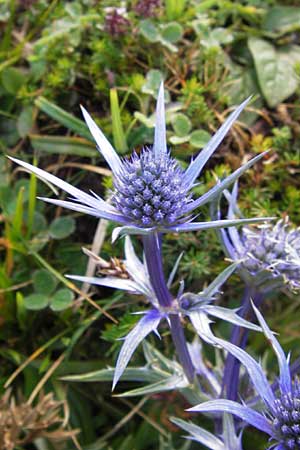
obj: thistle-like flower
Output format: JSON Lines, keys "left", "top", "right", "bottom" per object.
{"left": 219, "top": 183, "right": 300, "bottom": 292}
{"left": 9, "top": 84, "right": 269, "bottom": 239}
{"left": 68, "top": 237, "right": 260, "bottom": 389}
{"left": 188, "top": 303, "right": 300, "bottom": 450}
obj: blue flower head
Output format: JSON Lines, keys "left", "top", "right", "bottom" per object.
{"left": 219, "top": 183, "right": 300, "bottom": 292}
{"left": 9, "top": 84, "right": 270, "bottom": 237}
{"left": 189, "top": 303, "right": 300, "bottom": 450}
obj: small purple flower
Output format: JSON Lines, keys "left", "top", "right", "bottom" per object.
{"left": 9, "top": 84, "right": 270, "bottom": 239}
{"left": 133, "top": 0, "right": 160, "bottom": 17}
{"left": 104, "top": 8, "right": 130, "bottom": 37}
{"left": 219, "top": 183, "right": 300, "bottom": 292}
{"left": 188, "top": 303, "right": 299, "bottom": 450}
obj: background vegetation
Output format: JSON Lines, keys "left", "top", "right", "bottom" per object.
{"left": 0, "top": 0, "right": 299, "bottom": 449}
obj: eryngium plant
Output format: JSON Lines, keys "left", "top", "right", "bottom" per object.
{"left": 9, "top": 84, "right": 269, "bottom": 238}
{"left": 10, "top": 84, "right": 270, "bottom": 385}
{"left": 189, "top": 304, "right": 300, "bottom": 450}
{"left": 219, "top": 183, "right": 300, "bottom": 293}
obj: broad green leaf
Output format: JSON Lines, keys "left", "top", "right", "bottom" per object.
{"left": 29, "top": 230, "right": 49, "bottom": 253}
{"left": 201, "top": 28, "right": 233, "bottom": 50}
{"left": 169, "top": 135, "right": 190, "bottom": 145}
{"left": 0, "top": 117, "right": 19, "bottom": 146}
{"left": 161, "top": 23, "right": 183, "bottom": 43}
{"left": 189, "top": 129, "right": 211, "bottom": 148}
{"left": 49, "top": 288, "right": 74, "bottom": 311}
{"left": 140, "top": 19, "right": 159, "bottom": 42}
{"left": 248, "top": 37, "right": 300, "bottom": 107}
{"left": 17, "top": 106, "right": 34, "bottom": 138}
{"left": 263, "top": 6, "right": 300, "bottom": 35}
{"left": 35, "top": 96, "right": 92, "bottom": 140}
{"left": 49, "top": 216, "right": 75, "bottom": 240}
{"left": 31, "top": 211, "right": 47, "bottom": 234}
{"left": 226, "top": 65, "right": 262, "bottom": 126}
{"left": 1, "top": 67, "right": 26, "bottom": 94}
{"left": 172, "top": 113, "right": 192, "bottom": 136}
{"left": 142, "top": 69, "right": 164, "bottom": 96}
{"left": 33, "top": 269, "right": 58, "bottom": 295}
{"left": 24, "top": 293, "right": 49, "bottom": 310}
{"left": 30, "top": 135, "right": 97, "bottom": 157}
{"left": 134, "top": 111, "right": 155, "bottom": 128}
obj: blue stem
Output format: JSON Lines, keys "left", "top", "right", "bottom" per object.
{"left": 142, "top": 232, "right": 172, "bottom": 308}
{"left": 143, "top": 232, "right": 195, "bottom": 382}
{"left": 222, "top": 285, "right": 263, "bottom": 401}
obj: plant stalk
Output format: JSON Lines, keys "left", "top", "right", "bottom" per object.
{"left": 143, "top": 232, "right": 195, "bottom": 382}
{"left": 222, "top": 285, "right": 263, "bottom": 401}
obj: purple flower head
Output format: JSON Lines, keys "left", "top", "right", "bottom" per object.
{"left": 104, "top": 8, "right": 130, "bottom": 37}
{"left": 188, "top": 303, "right": 299, "bottom": 450}
{"left": 112, "top": 146, "right": 192, "bottom": 228}
{"left": 133, "top": 0, "right": 160, "bottom": 17}
{"left": 219, "top": 183, "right": 300, "bottom": 292}
{"left": 9, "top": 84, "right": 271, "bottom": 239}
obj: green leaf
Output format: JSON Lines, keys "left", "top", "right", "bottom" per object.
{"left": 189, "top": 130, "right": 211, "bottom": 148}
{"left": 1, "top": 67, "right": 26, "bottom": 94}
{"left": 134, "top": 111, "right": 155, "bottom": 128}
{"left": 49, "top": 288, "right": 74, "bottom": 311}
{"left": 201, "top": 27, "right": 233, "bottom": 49}
{"left": 33, "top": 269, "right": 58, "bottom": 295}
{"left": 169, "top": 135, "right": 190, "bottom": 145}
{"left": 263, "top": 6, "right": 300, "bottom": 35}
{"left": 35, "top": 97, "right": 92, "bottom": 140}
{"left": 17, "top": 106, "right": 34, "bottom": 138}
{"left": 24, "top": 293, "right": 49, "bottom": 310}
{"left": 49, "top": 216, "right": 75, "bottom": 240}
{"left": 30, "top": 135, "right": 97, "bottom": 157}
{"left": 61, "top": 367, "right": 163, "bottom": 383}
{"left": 110, "top": 88, "right": 128, "bottom": 153}
{"left": 116, "top": 374, "right": 188, "bottom": 397}
{"left": 139, "top": 19, "right": 159, "bottom": 42}
{"left": 165, "top": 0, "right": 187, "bottom": 20}
{"left": 16, "top": 292, "right": 27, "bottom": 330}
{"left": 142, "top": 69, "right": 164, "bottom": 96}
{"left": 160, "top": 23, "right": 183, "bottom": 43}
{"left": 172, "top": 113, "right": 192, "bottom": 136}
{"left": 248, "top": 38, "right": 300, "bottom": 107}
{"left": 226, "top": 65, "right": 262, "bottom": 126}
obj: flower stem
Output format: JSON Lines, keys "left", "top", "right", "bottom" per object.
{"left": 142, "top": 232, "right": 173, "bottom": 307}
{"left": 169, "top": 314, "right": 195, "bottom": 383}
{"left": 143, "top": 232, "right": 195, "bottom": 382}
{"left": 222, "top": 285, "right": 263, "bottom": 401}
